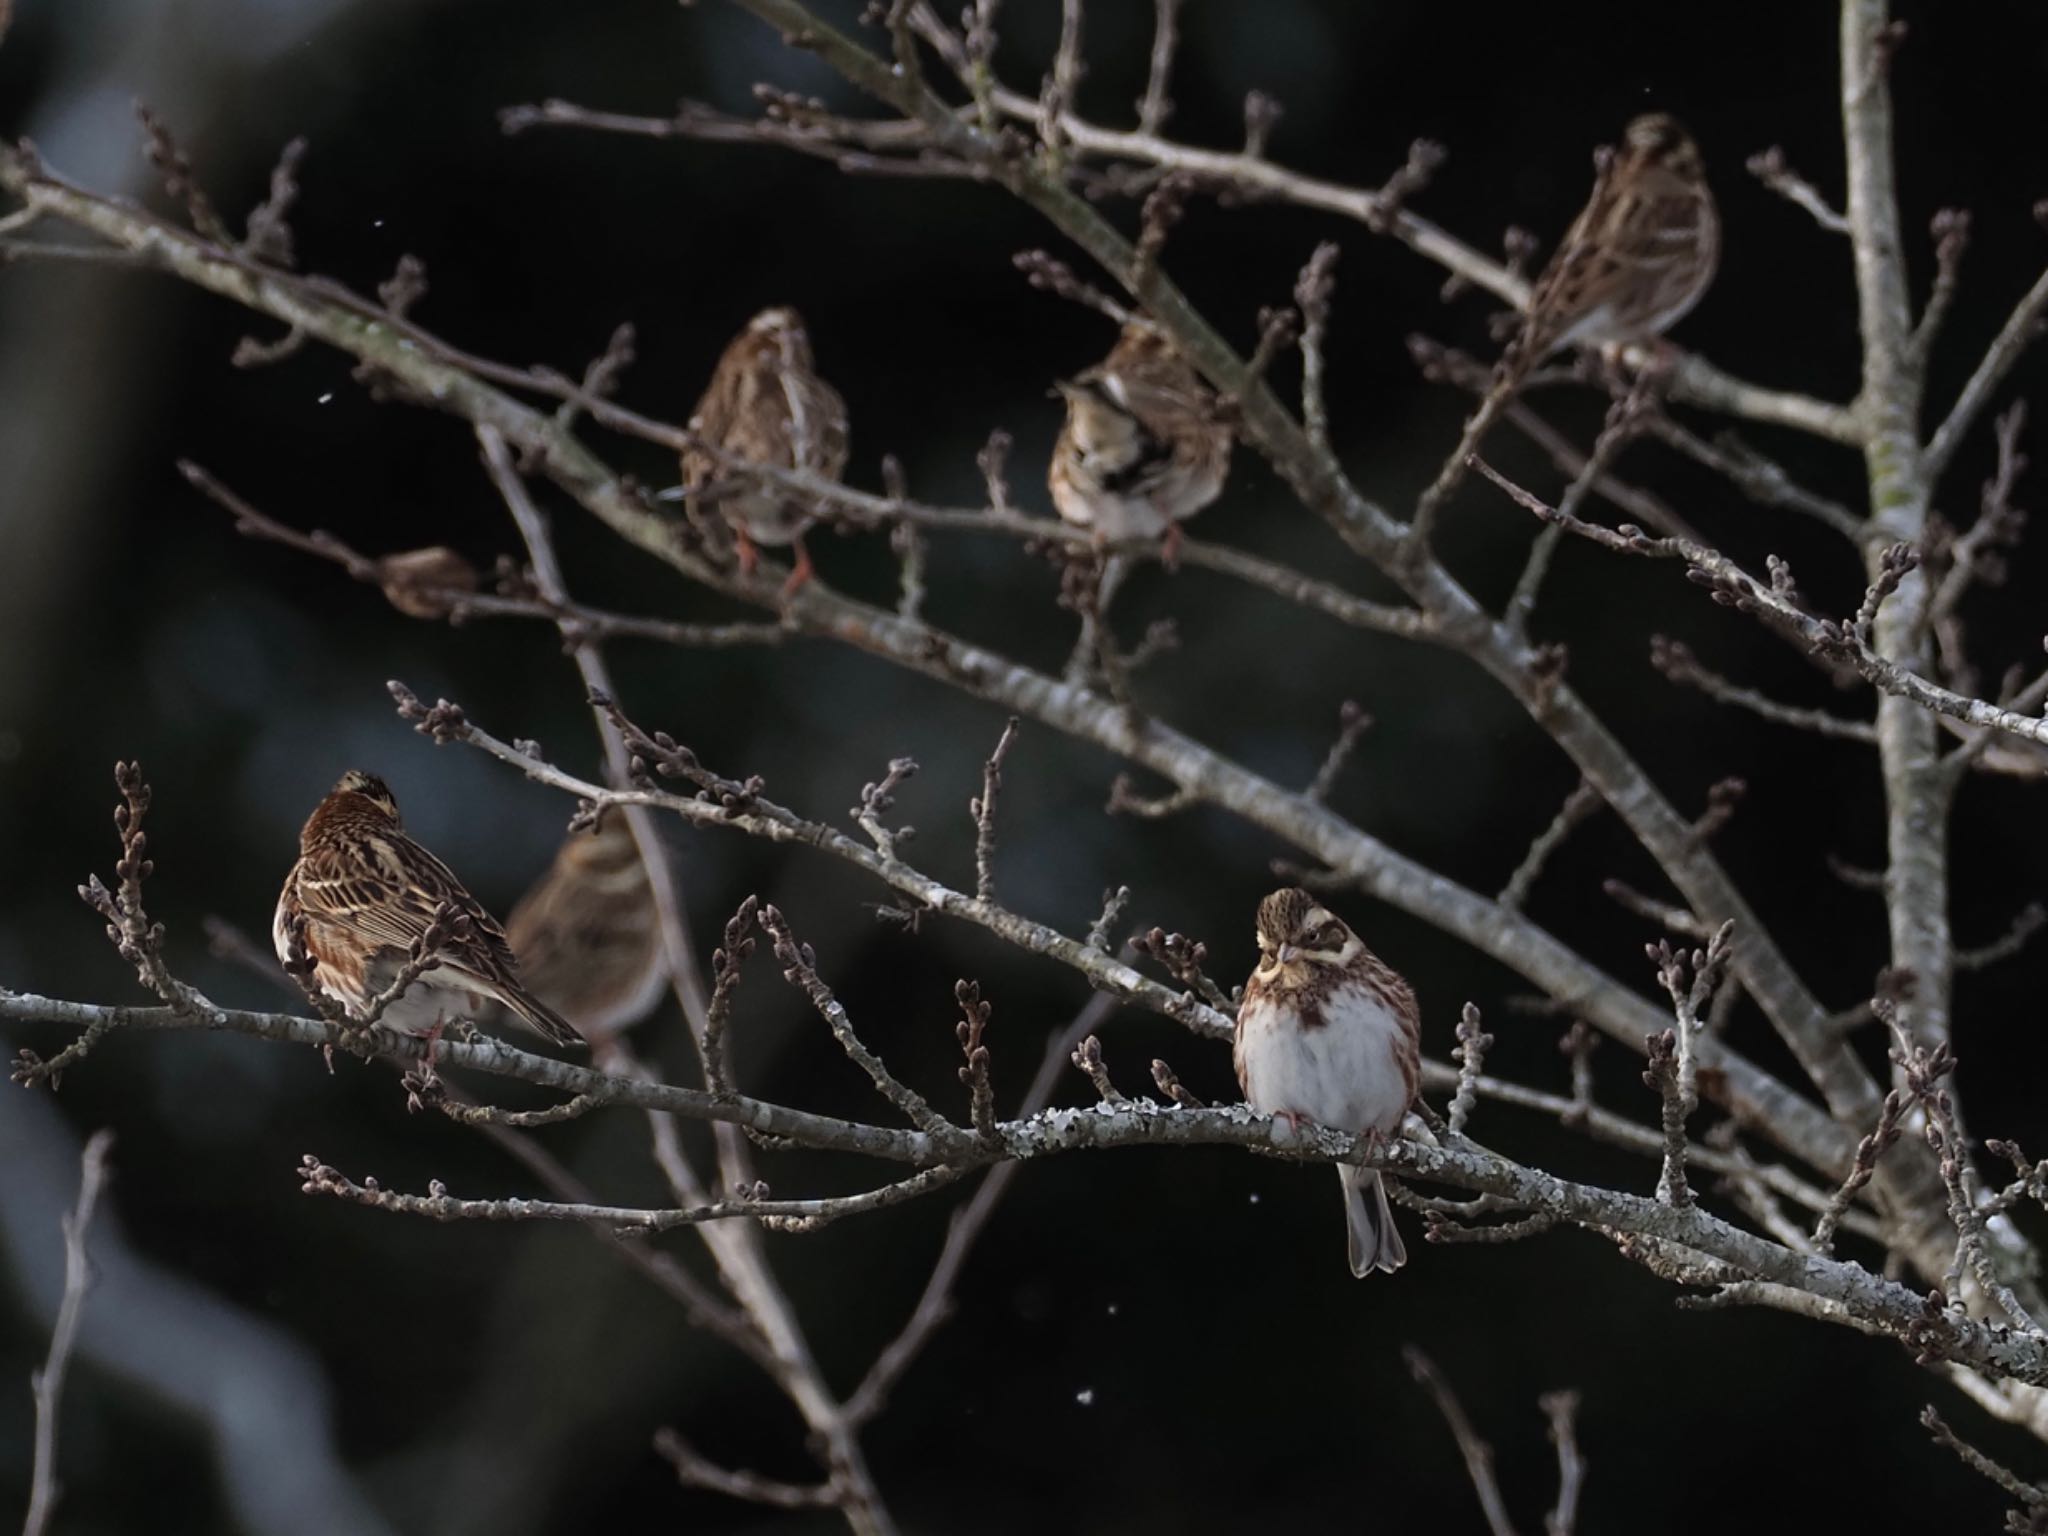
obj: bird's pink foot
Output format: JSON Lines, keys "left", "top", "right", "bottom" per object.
{"left": 779, "top": 536, "right": 815, "bottom": 600}
{"left": 1159, "top": 523, "right": 1185, "bottom": 571}
{"left": 401, "top": 1021, "right": 446, "bottom": 1110}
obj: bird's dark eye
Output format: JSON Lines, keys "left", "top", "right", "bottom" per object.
{"left": 1316, "top": 924, "right": 1343, "bottom": 947}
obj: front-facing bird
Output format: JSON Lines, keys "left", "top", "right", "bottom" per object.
{"left": 1049, "top": 318, "right": 1232, "bottom": 563}
{"left": 676, "top": 306, "right": 849, "bottom": 598}
{"left": 273, "top": 770, "right": 584, "bottom": 1051}
{"left": 1234, "top": 888, "right": 1421, "bottom": 1277}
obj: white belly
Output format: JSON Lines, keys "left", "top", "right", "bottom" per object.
{"left": 1051, "top": 479, "right": 1171, "bottom": 542}
{"left": 727, "top": 491, "right": 808, "bottom": 546}
{"left": 1236, "top": 985, "right": 1410, "bottom": 1136}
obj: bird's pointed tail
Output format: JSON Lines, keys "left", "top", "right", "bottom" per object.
{"left": 503, "top": 988, "right": 585, "bottom": 1050}
{"left": 1338, "top": 1164, "right": 1407, "bottom": 1278}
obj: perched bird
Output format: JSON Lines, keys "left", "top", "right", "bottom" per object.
{"left": 273, "top": 770, "right": 583, "bottom": 1051}
{"left": 1049, "top": 318, "right": 1233, "bottom": 564}
{"left": 1502, "top": 112, "right": 1719, "bottom": 383}
{"left": 1234, "top": 887, "right": 1421, "bottom": 1278}
{"left": 673, "top": 306, "right": 848, "bottom": 597}
{"left": 374, "top": 545, "right": 478, "bottom": 621}
{"left": 504, "top": 811, "right": 668, "bottom": 1044}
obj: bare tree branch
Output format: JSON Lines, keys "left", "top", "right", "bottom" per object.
{"left": 1406, "top": 1347, "right": 1518, "bottom": 1536}
{"left": 22, "top": 1128, "right": 115, "bottom": 1536}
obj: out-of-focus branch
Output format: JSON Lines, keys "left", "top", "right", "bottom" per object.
{"left": 1747, "top": 145, "right": 1852, "bottom": 236}
{"left": 1925, "top": 262, "right": 2048, "bottom": 482}
{"left": 187, "top": 457, "right": 781, "bottom": 649}
{"left": 848, "top": 991, "right": 1117, "bottom": 1426}
{"left": 22, "top": 1128, "right": 115, "bottom": 1536}
{"left": 475, "top": 424, "right": 896, "bottom": 1535}
{"left": 1922, "top": 1407, "right": 2048, "bottom": 1526}
{"left": 1406, "top": 1348, "right": 1517, "bottom": 1536}
{"left": 1405, "top": 1351, "right": 1592, "bottom": 1536}
{"left": 654, "top": 1429, "right": 843, "bottom": 1511}
{"left": 1541, "top": 1391, "right": 1586, "bottom": 1536}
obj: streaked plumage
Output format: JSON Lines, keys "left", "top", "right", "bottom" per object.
{"left": 273, "top": 770, "right": 583, "bottom": 1049}
{"left": 504, "top": 811, "right": 667, "bottom": 1043}
{"left": 1234, "top": 887, "right": 1420, "bottom": 1278}
{"left": 1049, "top": 318, "right": 1232, "bottom": 556}
{"left": 375, "top": 545, "right": 479, "bottom": 621}
{"left": 679, "top": 306, "right": 848, "bottom": 595}
{"left": 1504, "top": 113, "right": 1718, "bottom": 379}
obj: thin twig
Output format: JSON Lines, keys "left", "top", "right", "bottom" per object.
{"left": 1650, "top": 637, "right": 1876, "bottom": 742}
{"left": 954, "top": 980, "right": 998, "bottom": 1142}
{"left": 1921, "top": 1406, "right": 2048, "bottom": 1513}
{"left": 1926, "top": 261, "right": 2048, "bottom": 482}
{"left": 23, "top": 1129, "right": 116, "bottom": 1536}
{"left": 972, "top": 717, "right": 1019, "bottom": 903}
{"left": 847, "top": 992, "right": 1117, "bottom": 1425}
{"left": 1305, "top": 701, "right": 1370, "bottom": 805}
{"left": 1406, "top": 1347, "right": 1518, "bottom": 1536}
{"left": 1746, "top": 145, "right": 1851, "bottom": 235}
{"left": 1447, "top": 1004, "right": 1493, "bottom": 1137}
{"left": 1070, "top": 1034, "right": 1124, "bottom": 1103}
{"left": 1134, "top": 0, "right": 1182, "bottom": 134}
{"left": 1476, "top": 457, "right": 2048, "bottom": 749}
{"left": 655, "top": 1428, "right": 842, "bottom": 1510}
{"left": 184, "top": 459, "right": 782, "bottom": 648}
{"left": 299, "top": 1155, "right": 965, "bottom": 1234}
{"left": 758, "top": 904, "right": 960, "bottom": 1139}
{"left": 1498, "top": 777, "right": 1600, "bottom": 910}
{"left": 1540, "top": 1390, "right": 1586, "bottom": 1536}
{"left": 853, "top": 757, "right": 919, "bottom": 861}
{"left": 1294, "top": 241, "right": 1338, "bottom": 453}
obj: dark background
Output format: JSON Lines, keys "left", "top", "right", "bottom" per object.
{"left": 4, "top": 1, "right": 2048, "bottom": 1531}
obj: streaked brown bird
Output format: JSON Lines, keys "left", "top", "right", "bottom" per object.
{"left": 1048, "top": 318, "right": 1232, "bottom": 564}
{"left": 1502, "top": 112, "right": 1719, "bottom": 383}
{"left": 504, "top": 811, "right": 667, "bottom": 1044}
{"left": 673, "top": 306, "right": 848, "bottom": 597}
{"left": 1233, "top": 887, "right": 1421, "bottom": 1278}
{"left": 273, "top": 770, "right": 583, "bottom": 1050}
{"left": 375, "top": 545, "right": 478, "bottom": 621}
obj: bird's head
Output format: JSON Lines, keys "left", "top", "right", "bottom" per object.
{"left": 1253, "top": 887, "right": 1363, "bottom": 978}
{"left": 1621, "top": 113, "right": 1702, "bottom": 177}
{"left": 744, "top": 306, "right": 814, "bottom": 366}
{"left": 331, "top": 769, "right": 401, "bottom": 821}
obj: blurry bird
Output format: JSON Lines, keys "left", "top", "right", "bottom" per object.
{"left": 504, "top": 810, "right": 667, "bottom": 1044}
{"left": 1049, "top": 318, "right": 1232, "bottom": 565}
{"left": 668, "top": 306, "right": 848, "bottom": 598}
{"left": 374, "top": 545, "right": 478, "bottom": 621}
{"left": 1500, "top": 112, "right": 1719, "bottom": 385}
{"left": 1234, "top": 887, "right": 1421, "bottom": 1278}
{"left": 273, "top": 770, "right": 583, "bottom": 1052}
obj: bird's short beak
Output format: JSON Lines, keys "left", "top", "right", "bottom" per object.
{"left": 1276, "top": 943, "right": 1299, "bottom": 965}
